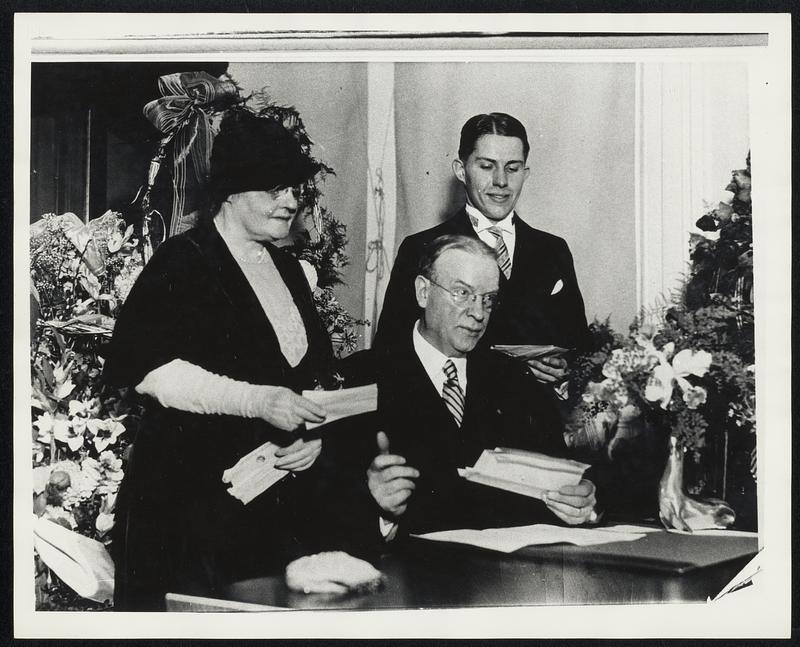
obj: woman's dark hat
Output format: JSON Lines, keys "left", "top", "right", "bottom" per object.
{"left": 209, "top": 109, "right": 322, "bottom": 202}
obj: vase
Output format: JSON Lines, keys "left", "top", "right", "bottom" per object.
{"left": 658, "top": 435, "right": 736, "bottom": 532}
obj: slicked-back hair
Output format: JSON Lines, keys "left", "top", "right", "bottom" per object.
{"left": 458, "top": 112, "right": 530, "bottom": 162}
{"left": 418, "top": 234, "right": 497, "bottom": 281}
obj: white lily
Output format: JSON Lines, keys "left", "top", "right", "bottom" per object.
{"left": 33, "top": 412, "right": 55, "bottom": 443}
{"left": 87, "top": 418, "right": 126, "bottom": 452}
{"left": 52, "top": 361, "right": 76, "bottom": 401}
{"left": 645, "top": 347, "right": 713, "bottom": 410}
{"left": 53, "top": 415, "right": 84, "bottom": 452}
{"left": 67, "top": 398, "right": 96, "bottom": 417}
{"left": 98, "top": 450, "right": 123, "bottom": 472}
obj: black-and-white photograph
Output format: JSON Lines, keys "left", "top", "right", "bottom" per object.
{"left": 13, "top": 12, "right": 791, "bottom": 639}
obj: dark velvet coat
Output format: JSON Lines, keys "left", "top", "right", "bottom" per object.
{"left": 103, "top": 223, "right": 351, "bottom": 610}
{"left": 374, "top": 208, "right": 591, "bottom": 352}
{"left": 373, "top": 334, "right": 574, "bottom": 535}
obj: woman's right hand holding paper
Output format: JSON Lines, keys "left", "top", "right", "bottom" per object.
{"left": 259, "top": 385, "right": 326, "bottom": 432}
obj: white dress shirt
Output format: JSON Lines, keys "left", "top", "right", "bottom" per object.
{"left": 465, "top": 203, "right": 516, "bottom": 271}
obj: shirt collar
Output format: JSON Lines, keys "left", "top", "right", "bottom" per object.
{"left": 465, "top": 203, "right": 515, "bottom": 235}
{"left": 412, "top": 320, "right": 468, "bottom": 390}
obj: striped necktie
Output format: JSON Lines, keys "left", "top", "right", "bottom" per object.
{"left": 487, "top": 226, "right": 512, "bottom": 279}
{"left": 442, "top": 360, "right": 465, "bottom": 427}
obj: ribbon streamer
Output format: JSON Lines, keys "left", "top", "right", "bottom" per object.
{"left": 365, "top": 168, "right": 390, "bottom": 280}
{"left": 142, "top": 72, "right": 240, "bottom": 237}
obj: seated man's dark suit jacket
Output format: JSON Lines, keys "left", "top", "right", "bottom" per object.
{"left": 374, "top": 208, "right": 590, "bottom": 352}
{"left": 366, "top": 333, "right": 577, "bottom": 535}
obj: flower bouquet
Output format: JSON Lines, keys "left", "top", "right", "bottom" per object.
{"left": 30, "top": 210, "right": 145, "bottom": 609}
{"left": 570, "top": 311, "right": 754, "bottom": 530}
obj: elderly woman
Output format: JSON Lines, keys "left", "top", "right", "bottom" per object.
{"left": 104, "top": 109, "right": 347, "bottom": 610}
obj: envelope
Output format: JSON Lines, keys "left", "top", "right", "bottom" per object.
{"left": 301, "top": 383, "right": 378, "bottom": 430}
{"left": 491, "top": 344, "right": 571, "bottom": 360}
{"left": 459, "top": 447, "right": 589, "bottom": 500}
{"left": 222, "top": 440, "right": 288, "bottom": 505}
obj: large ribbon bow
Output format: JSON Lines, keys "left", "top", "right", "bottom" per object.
{"left": 142, "top": 72, "right": 240, "bottom": 236}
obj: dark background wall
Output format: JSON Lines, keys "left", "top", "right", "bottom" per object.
{"left": 30, "top": 62, "right": 228, "bottom": 223}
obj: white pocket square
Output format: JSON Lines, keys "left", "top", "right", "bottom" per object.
{"left": 550, "top": 279, "right": 564, "bottom": 295}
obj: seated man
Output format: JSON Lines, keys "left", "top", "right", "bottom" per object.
{"left": 366, "top": 234, "right": 598, "bottom": 536}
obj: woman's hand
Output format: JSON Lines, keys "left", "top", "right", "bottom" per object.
{"left": 275, "top": 437, "right": 323, "bottom": 472}
{"left": 259, "top": 386, "right": 326, "bottom": 432}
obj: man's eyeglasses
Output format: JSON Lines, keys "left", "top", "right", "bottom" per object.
{"left": 427, "top": 277, "right": 499, "bottom": 310}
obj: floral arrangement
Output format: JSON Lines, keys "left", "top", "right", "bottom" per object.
{"left": 30, "top": 210, "right": 145, "bottom": 610}
{"left": 571, "top": 309, "right": 755, "bottom": 461}
{"left": 568, "top": 156, "right": 756, "bottom": 528}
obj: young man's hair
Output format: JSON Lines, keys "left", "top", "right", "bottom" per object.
{"left": 458, "top": 112, "right": 530, "bottom": 162}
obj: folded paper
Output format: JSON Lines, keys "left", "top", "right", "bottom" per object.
{"left": 222, "top": 440, "right": 288, "bottom": 505}
{"left": 459, "top": 447, "right": 590, "bottom": 500}
{"left": 301, "top": 383, "right": 378, "bottom": 430}
{"left": 491, "top": 344, "right": 570, "bottom": 361}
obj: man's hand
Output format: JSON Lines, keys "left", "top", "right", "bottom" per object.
{"left": 367, "top": 432, "right": 419, "bottom": 518}
{"left": 543, "top": 478, "right": 598, "bottom": 525}
{"left": 526, "top": 355, "right": 569, "bottom": 384}
{"left": 260, "top": 386, "right": 326, "bottom": 432}
{"left": 275, "top": 437, "right": 323, "bottom": 472}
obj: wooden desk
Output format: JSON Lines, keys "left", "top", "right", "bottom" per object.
{"left": 217, "top": 530, "right": 757, "bottom": 610}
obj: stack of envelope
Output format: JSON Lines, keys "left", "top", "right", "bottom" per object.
{"left": 459, "top": 447, "right": 590, "bottom": 500}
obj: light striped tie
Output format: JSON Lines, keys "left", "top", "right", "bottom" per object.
{"left": 487, "top": 226, "right": 512, "bottom": 279}
{"left": 442, "top": 360, "right": 465, "bottom": 427}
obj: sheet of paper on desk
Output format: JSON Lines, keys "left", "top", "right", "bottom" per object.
{"left": 414, "top": 524, "right": 646, "bottom": 554}
{"left": 491, "top": 344, "right": 570, "bottom": 360}
{"left": 301, "top": 384, "right": 378, "bottom": 430}
{"left": 222, "top": 440, "right": 288, "bottom": 505}
{"left": 459, "top": 448, "right": 589, "bottom": 500}
{"left": 602, "top": 523, "right": 759, "bottom": 539}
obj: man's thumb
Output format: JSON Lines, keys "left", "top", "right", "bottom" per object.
{"left": 376, "top": 431, "right": 390, "bottom": 455}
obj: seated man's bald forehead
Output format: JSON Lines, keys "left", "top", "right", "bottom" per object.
{"left": 433, "top": 247, "right": 499, "bottom": 292}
